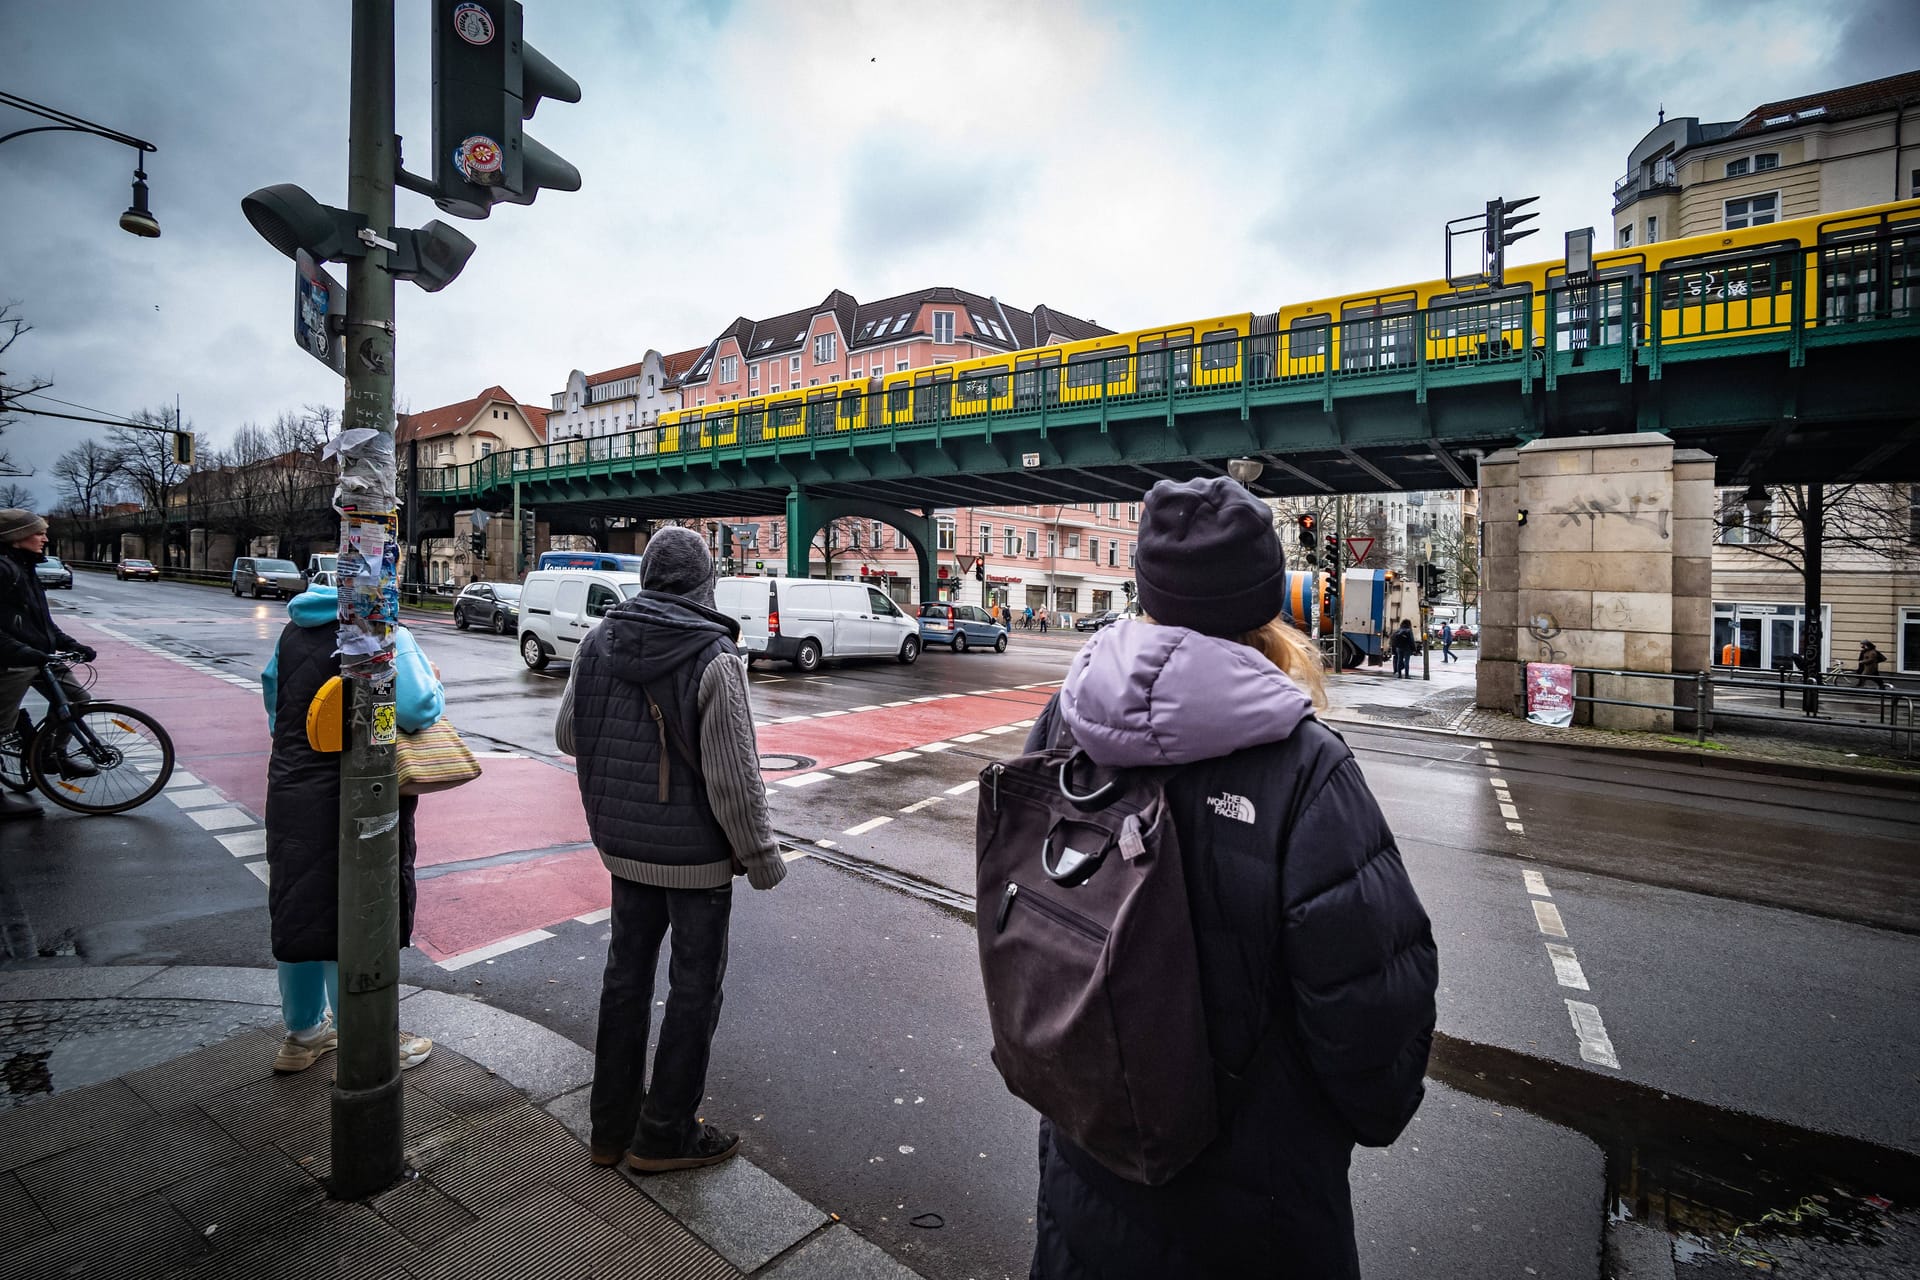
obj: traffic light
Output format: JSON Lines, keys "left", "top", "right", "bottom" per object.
{"left": 1486, "top": 194, "right": 1540, "bottom": 286}
{"left": 1121, "top": 579, "right": 1136, "bottom": 600}
{"left": 1424, "top": 565, "right": 1448, "bottom": 602}
{"left": 975, "top": 560, "right": 986, "bottom": 582}
{"left": 469, "top": 532, "right": 485, "bottom": 555}
{"left": 1517, "top": 508, "right": 1529, "bottom": 527}
{"left": 1324, "top": 534, "right": 1339, "bottom": 568}
{"left": 171, "top": 431, "right": 194, "bottom": 467}
{"left": 432, "top": 0, "right": 582, "bottom": 220}
{"left": 1296, "top": 512, "right": 1316, "bottom": 549}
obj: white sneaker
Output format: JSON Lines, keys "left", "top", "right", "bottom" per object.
{"left": 399, "top": 1033, "right": 433, "bottom": 1070}
{"left": 274, "top": 1016, "right": 339, "bottom": 1073}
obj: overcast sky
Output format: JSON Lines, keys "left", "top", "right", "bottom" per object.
{"left": 3, "top": 0, "right": 1915, "bottom": 508}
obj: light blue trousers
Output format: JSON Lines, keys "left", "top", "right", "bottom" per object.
{"left": 277, "top": 960, "right": 340, "bottom": 1035}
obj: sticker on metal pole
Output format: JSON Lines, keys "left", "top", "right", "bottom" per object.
{"left": 372, "top": 702, "right": 397, "bottom": 746}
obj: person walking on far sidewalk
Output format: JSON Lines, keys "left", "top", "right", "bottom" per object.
{"left": 1039, "top": 608, "right": 1050, "bottom": 634}
{"left": 1390, "top": 618, "right": 1417, "bottom": 678}
{"left": 0, "top": 509, "right": 99, "bottom": 823}
{"left": 558, "top": 527, "right": 786, "bottom": 1175}
{"left": 1857, "top": 640, "right": 1890, "bottom": 689}
{"left": 261, "top": 584, "right": 442, "bottom": 1074}
{"left": 1019, "top": 477, "right": 1437, "bottom": 1279}
{"left": 1440, "top": 621, "right": 1456, "bottom": 663}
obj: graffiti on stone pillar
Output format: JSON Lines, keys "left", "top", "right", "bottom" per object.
{"left": 1557, "top": 491, "right": 1670, "bottom": 539}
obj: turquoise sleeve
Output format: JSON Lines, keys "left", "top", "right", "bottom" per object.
{"left": 261, "top": 645, "right": 280, "bottom": 735}
{"left": 393, "top": 627, "right": 446, "bottom": 733}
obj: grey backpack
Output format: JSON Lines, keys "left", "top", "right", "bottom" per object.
{"left": 975, "top": 741, "right": 1216, "bottom": 1185}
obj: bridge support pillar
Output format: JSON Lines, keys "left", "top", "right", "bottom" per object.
{"left": 784, "top": 487, "right": 938, "bottom": 602}
{"left": 1476, "top": 433, "right": 1714, "bottom": 732}
{"left": 119, "top": 533, "right": 147, "bottom": 563}
{"left": 190, "top": 528, "right": 209, "bottom": 572}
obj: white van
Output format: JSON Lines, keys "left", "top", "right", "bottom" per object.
{"left": 517, "top": 568, "right": 645, "bottom": 671}
{"left": 713, "top": 577, "right": 919, "bottom": 673}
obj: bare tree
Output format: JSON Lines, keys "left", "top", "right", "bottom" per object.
{"left": 51, "top": 440, "right": 125, "bottom": 559}
{"left": 263, "top": 408, "right": 331, "bottom": 551}
{"left": 1429, "top": 513, "right": 1481, "bottom": 608}
{"left": 813, "top": 516, "right": 866, "bottom": 577}
{"left": 109, "top": 409, "right": 190, "bottom": 565}
{"left": 0, "top": 302, "right": 52, "bottom": 475}
{"left": 0, "top": 481, "right": 33, "bottom": 508}
{"left": 213, "top": 422, "right": 280, "bottom": 547}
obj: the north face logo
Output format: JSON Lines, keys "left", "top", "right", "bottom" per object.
{"left": 1207, "top": 792, "right": 1256, "bottom": 824}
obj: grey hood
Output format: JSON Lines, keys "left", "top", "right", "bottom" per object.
{"left": 1058, "top": 621, "right": 1314, "bottom": 768}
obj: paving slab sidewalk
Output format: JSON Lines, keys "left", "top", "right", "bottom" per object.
{"left": 0, "top": 965, "right": 919, "bottom": 1280}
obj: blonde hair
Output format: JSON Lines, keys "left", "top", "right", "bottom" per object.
{"left": 1136, "top": 613, "right": 1328, "bottom": 709}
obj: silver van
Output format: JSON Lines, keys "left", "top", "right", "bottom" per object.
{"left": 517, "top": 568, "right": 644, "bottom": 670}
{"left": 713, "top": 577, "right": 919, "bottom": 673}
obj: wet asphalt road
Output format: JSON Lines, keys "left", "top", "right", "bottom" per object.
{"left": 7, "top": 572, "right": 1919, "bottom": 1279}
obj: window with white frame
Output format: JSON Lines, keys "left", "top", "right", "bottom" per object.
{"left": 1754, "top": 152, "right": 1779, "bottom": 172}
{"left": 814, "top": 334, "right": 836, "bottom": 363}
{"left": 1717, "top": 487, "right": 1774, "bottom": 544}
{"left": 1619, "top": 224, "right": 1634, "bottom": 248}
{"left": 1645, "top": 215, "right": 1657, "bottom": 242}
{"left": 872, "top": 521, "right": 884, "bottom": 547}
{"left": 1026, "top": 529, "right": 1037, "bottom": 557}
{"left": 748, "top": 363, "right": 760, "bottom": 385}
{"left": 1067, "top": 532, "right": 1080, "bottom": 555}
{"left": 894, "top": 528, "right": 908, "bottom": 550}
{"left": 936, "top": 517, "right": 955, "bottom": 551}
{"left": 1725, "top": 157, "right": 1751, "bottom": 177}
{"left": 933, "top": 311, "right": 955, "bottom": 344}
{"left": 1725, "top": 193, "right": 1778, "bottom": 229}
{"left": 1108, "top": 544, "right": 1118, "bottom": 566}
{"left": 790, "top": 355, "right": 801, "bottom": 375}
{"left": 979, "top": 525, "right": 991, "bottom": 555}
{"left": 897, "top": 360, "right": 909, "bottom": 372}
{"left": 1088, "top": 537, "right": 1099, "bottom": 561}
{"left": 1107, "top": 503, "right": 1119, "bottom": 518}
{"left": 1127, "top": 541, "right": 1136, "bottom": 567}
{"left": 771, "top": 524, "right": 781, "bottom": 549}
{"left": 718, "top": 355, "right": 738, "bottom": 382}
{"left": 1004, "top": 530, "right": 1017, "bottom": 556}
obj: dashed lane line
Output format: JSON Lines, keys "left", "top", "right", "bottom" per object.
{"left": 437, "top": 928, "right": 556, "bottom": 971}
{"left": 1531, "top": 900, "right": 1568, "bottom": 938}
{"left": 842, "top": 816, "right": 893, "bottom": 837}
{"left": 1565, "top": 1000, "right": 1621, "bottom": 1069}
{"left": 1544, "top": 943, "right": 1591, "bottom": 991}
{"left": 1521, "top": 867, "right": 1620, "bottom": 1071}
{"left": 573, "top": 907, "right": 612, "bottom": 925}
{"left": 1521, "top": 869, "right": 1550, "bottom": 897}
{"left": 898, "top": 797, "right": 943, "bottom": 814}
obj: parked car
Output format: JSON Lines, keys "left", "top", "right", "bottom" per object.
{"left": 1074, "top": 609, "right": 1122, "bottom": 632}
{"left": 454, "top": 580, "right": 523, "bottom": 635}
{"left": 35, "top": 555, "right": 73, "bottom": 589}
{"left": 305, "top": 553, "right": 337, "bottom": 582}
{"left": 917, "top": 602, "right": 1009, "bottom": 654}
{"left": 116, "top": 558, "right": 159, "bottom": 581}
{"left": 714, "top": 577, "right": 920, "bottom": 672}
{"left": 516, "top": 568, "right": 644, "bottom": 670}
{"left": 231, "top": 556, "right": 307, "bottom": 599}
{"left": 1449, "top": 624, "right": 1476, "bottom": 643}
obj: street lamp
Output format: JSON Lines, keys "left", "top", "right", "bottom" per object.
{"left": 1, "top": 91, "right": 160, "bottom": 238}
{"left": 1226, "top": 457, "right": 1263, "bottom": 487}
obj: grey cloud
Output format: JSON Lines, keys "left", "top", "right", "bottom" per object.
{"left": 838, "top": 139, "right": 1016, "bottom": 258}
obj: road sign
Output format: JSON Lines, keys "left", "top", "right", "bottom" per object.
{"left": 956, "top": 553, "right": 977, "bottom": 573}
{"left": 1021, "top": 452, "right": 1040, "bottom": 467}
{"left": 294, "top": 249, "right": 346, "bottom": 374}
{"left": 1345, "top": 536, "right": 1374, "bottom": 564}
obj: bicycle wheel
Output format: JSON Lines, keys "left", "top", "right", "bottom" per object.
{"left": 0, "top": 713, "right": 34, "bottom": 794}
{"left": 30, "top": 702, "right": 175, "bottom": 815}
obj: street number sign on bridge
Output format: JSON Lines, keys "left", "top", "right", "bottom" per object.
{"left": 1346, "top": 536, "right": 1374, "bottom": 564}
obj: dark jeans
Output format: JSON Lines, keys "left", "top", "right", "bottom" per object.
{"left": 1441, "top": 641, "right": 1455, "bottom": 662}
{"left": 591, "top": 877, "right": 734, "bottom": 1158}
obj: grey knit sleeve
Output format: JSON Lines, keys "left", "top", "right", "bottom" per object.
{"left": 554, "top": 663, "right": 578, "bottom": 757}
{"left": 697, "top": 656, "right": 785, "bottom": 890}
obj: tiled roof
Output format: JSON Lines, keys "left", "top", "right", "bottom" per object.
{"left": 1729, "top": 69, "right": 1920, "bottom": 137}
{"left": 585, "top": 360, "right": 646, "bottom": 387}
{"left": 518, "top": 405, "right": 550, "bottom": 441}
{"left": 673, "top": 288, "right": 1111, "bottom": 386}
{"left": 395, "top": 385, "right": 526, "bottom": 443}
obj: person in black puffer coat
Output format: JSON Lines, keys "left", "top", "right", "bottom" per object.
{"left": 1019, "top": 478, "right": 1438, "bottom": 1279}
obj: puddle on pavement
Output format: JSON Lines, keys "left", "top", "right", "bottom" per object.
{"left": 1430, "top": 1033, "right": 1920, "bottom": 1271}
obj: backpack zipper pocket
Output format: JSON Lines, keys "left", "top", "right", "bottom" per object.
{"left": 996, "top": 880, "right": 1108, "bottom": 943}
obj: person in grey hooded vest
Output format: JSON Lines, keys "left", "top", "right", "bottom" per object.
{"left": 558, "top": 527, "right": 785, "bottom": 1173}
{"left": 1021, "top": 478, "right": 1437, "bottom": 1280}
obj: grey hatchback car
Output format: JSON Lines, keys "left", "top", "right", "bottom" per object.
{"left": 918, "top": 602, "right": 1009, "bottom": 653}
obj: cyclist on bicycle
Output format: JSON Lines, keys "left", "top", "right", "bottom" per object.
{"left": 0, "top": 509, "right": 98, "bottom": 821}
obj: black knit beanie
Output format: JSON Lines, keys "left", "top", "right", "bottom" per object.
{"left": 641, "top": 527, "right": 716, "bottom": 609}
{"left": 1134, "top": 477, "right": 1287, "bottom": 637}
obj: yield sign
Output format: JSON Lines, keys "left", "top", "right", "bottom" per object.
{"left": 1345, "top": 536, "right": 1375, "bottom": 564}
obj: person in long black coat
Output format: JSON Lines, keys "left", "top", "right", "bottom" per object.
{"left": 260, "top": 584, "right": 445, "bottom": 1073}
{"left": 1014, "top": 479, "right": 1438, "bottom": 1279}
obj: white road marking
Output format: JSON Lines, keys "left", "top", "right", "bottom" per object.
{"left": 883, "top": 700, "right": 912, "bottom": 707}
{"left": 1506, "top": 821, "right": 1526, "bottom": 834}
{"left": 780, "top": 847, "right": 810, "bottom": 863}
{"left": 967, "top": 690, "right": 995, "bottom": 696}
{"left": 1478, "top": 741, "right": 1493, "bottom": 748}
{"left": 813, "top": 709, "right": 848, "bottom": 718}
{"left": 1488, "top": 777, "right": 1507, "bottom": 789}
{"left": 1011, "top": 719, "right": 1035, "bottom": 728}
{"left": 438, "top": 929, "right": 555, "bottom": 971}
{"left": 938, "top": 693, "right": 964, "bottom": 699}
{"left": 1499, "top": 803, "right": 1520, "bottom": 821}
{"left": 850, "top": 704, "right": 882, "bottom": 712}
{"left": 162, "top": 771, "right": 203, "bottom": 790}
{"left": 910, "top": 696, "right": 939, "bottom": 703}
{"left": 877, "top": 751, "right": 920, "bottom": 763}
{"left": 831, "top": 760, "right": 881, "bottom": 775}
{"left": 952, "top": 733, "right": 988, "bottom": 743}
{"left": 815, "top": 838, "right": 837, "bottom": 848}
{"left": 1522, "top": 869, "right": 1551, "bottom": 897}
{"left": 244, "top": 861, "right": 270, "bottom": 886}
{"left": 981, "top": 725, "right": 1018, "bottom": 735}
{"left": 914, "top": 742, "right": 955, "bottom": 753}
{"left": 574, "top": 908, "right": 612, "bottom": 924}
{"left": 777, "top": 771, "right": 833, "bottom": 787}
{"left": 1565, "top": 1000, "right": 1621, "bottom": 1068}
{"left": 898, "top": 797, "right": 943, "bottom": 814}
{"left": 166, "top": 788, "right": 226, "bottom": 810}
{"left": 187, "top": 806, "right": 254, "bottom": 832}
{"left": 1532, "top": 900, "right": 1568, "bottom": 938}
{"left": 773, "top": 714, "right": 812, "bottom": 724}
{"left": 217, "top": 829, "right": 268, "bottom": 859}
{"left": 843, "top": 816, "right": 892, "bottom": 836}
{"left": 1494, "top": 789, "right": 1513, "bottom": 804}
{"left": 1545, "top": 943, "right": 1591, "bottom": 991}
{"left": 1484, "top": 756, "right": 1500, "bottom": 768}
{"left": 944, "top": 780, "right": 979, "bottom": 795}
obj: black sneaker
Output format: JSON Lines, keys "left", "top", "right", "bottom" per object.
{"left": 58, "top": 754, "right": 100, "bottom": 779}
{"left": 624, "top": 1124, "right": 740, "bottom": 1174}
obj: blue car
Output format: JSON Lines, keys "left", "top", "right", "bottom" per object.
{"left": 918, "top": 602, "right": 1009, "bottom": 654}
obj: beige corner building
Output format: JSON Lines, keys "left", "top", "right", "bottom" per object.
{"left": 1613, "top": 70, "right": 1920, "bottom": 677}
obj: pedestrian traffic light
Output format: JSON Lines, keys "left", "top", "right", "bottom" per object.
{"left": 1121, "top": 579, "right": 1136, "bottom": 600}
{"left": 469, "top": 532, "right": 484, "bottom": 555}
{"left": 975, "top": 561, "right": 985, "bottom": 582}
{"left": 1296, "top": 512, "right": 1315, "bottom": 549}
{"left": 1425, "top": 565, "right": 1448, "bottom": 602}
{"left": 432, "top": 0, "right": 582, "bottom": 220}
{"left": 171, "top": 431, "right": 194, "bottom": 467}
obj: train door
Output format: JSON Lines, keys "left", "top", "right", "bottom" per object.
{"left": 1137, "top": 328, "right": 1194, "bottom": 395}
{"left": 1339, "top": 298, "right": 1416, "bottom": 370}
{"left": 912, "top": 368, "right": 953, "bottom": 421}
{"left": 1546, "top": 264, "right": 1642, "bottom": 353}
{"left": 1013, "top": 351, "right": 1061, "bottom": 410}
{"left": 805, "top": 388, "right": 838, "bottom": 435}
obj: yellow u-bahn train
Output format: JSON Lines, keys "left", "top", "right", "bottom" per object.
{"left": 650, "top": 197, "right": 1920, "bottom": 452}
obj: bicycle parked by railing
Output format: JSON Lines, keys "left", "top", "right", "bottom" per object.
{"left": 0, "top": 653, "right": 175, "bottom": 814}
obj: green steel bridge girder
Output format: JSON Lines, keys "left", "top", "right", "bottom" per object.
{"left": 785, "top": 491, "right": 938, "bottom": 600}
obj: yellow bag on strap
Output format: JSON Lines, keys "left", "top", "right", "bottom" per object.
{"left": 306, "top": 675, "right": 344, "bottom": 753}
{"left": 395, "top": 718, "right": 482, "bottom": 796}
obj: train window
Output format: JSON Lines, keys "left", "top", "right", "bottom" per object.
{"left": 840, "top": 391, "right": 864, "bottom": 419}
{"left": 1065, "top": 347, "right": 1131, "bottom": 388}
{"left": 1199, "top": 328, "right": 1240, "bottom": 370}
{"left": 1659, "top": 253, "right": 1792, "bottom": 309}
{"left": 1429, "top": 294, "right": 1527, "bottom": 341}
{"left": 956, "top": 368, "right": 1009, "bottom": 403}
{"left": 1820, "top": 228, "right": 1920, "bottom": 323}
{"left": 1288, "top": 314, "right": 1330, "bottom": 358}
{"left": 888, "top": 385, "right": 910, "bottom": 413}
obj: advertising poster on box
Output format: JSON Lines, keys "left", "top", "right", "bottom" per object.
{"left": 1526, "top": 662, "right": 1575, "bottom": 727}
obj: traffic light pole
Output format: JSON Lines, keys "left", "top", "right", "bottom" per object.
{"left": 332, "top": 0, "right": 405, "bottom": 1201}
